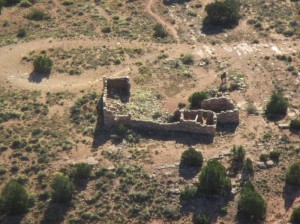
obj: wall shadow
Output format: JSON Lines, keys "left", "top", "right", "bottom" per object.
{"left": 217, "top": 123, "right": 239, "bottom": 133}
{"left": 28, "top": 71, "right": 50, "bottom": 83}
{"left": 283, "top": 184, "right": 300, "bottom": 210}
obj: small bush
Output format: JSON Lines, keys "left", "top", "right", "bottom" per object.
{"left": 71, "top": 163, "right": 92, "bottom": 179}
{"left": 231, "top": 145, "right": 245, "bottom": 167}
{"left": 181, "top": 147, "right": 203, "bottom": 167}
{"left": 259, "top": 153, "right": 269, "bottom": 162}
{"left": 193, "top": 213, "right": 210, "bottom": 224}
{"left": 51, "top": 174, "right": 75, "bottom": 203}
{"left": 17, "top": 27, "right": 27, "bottom": 38}
{"left": 180, "top": 185, "right": 198, "bottom": 200}
{"left": 0, "top": 180, "right": 29, "bottom": 215}
{"left": 19, "top": 0, "right": 32, "bottom": 7}
{"left": 26, "top": 9, "right": 50, "bottom": 21}
{"left": 246, "top": 103, "right": 257, "bottom": 115}
{"left": 180, "top": 54, "right": 194, "bottom": 65}
{"left": 153, "top": 23, "right": 168, "bottom": 38}
{"left": 291, "top": 206, "right": 300, "bottom": 224}
{"left": 290, "top": 119, "right": 300, "bottom": 131}
{"left": 33, "top": 55, "right": 53, "bottom": 73}
{"left": 269, "top": 151, "right": 280, "bottom": 161}
{"left": 198, "top": 159, "right": 231, "bottom": 195}
{"left": 243, "top": 158, "right": 254, "bottom": 175}
{"left": 101, "top": 26, "right": 111, "bottom": 33}
{"left": 116, "top": 124, "right": 127, "bottom": 136}
{"left": 286, "top": 161, "right": 300, "bottom": 186}
{"left": 265, "top": 91, "right": 288, "bottom": 117}
{"left": 204, "top": 0, "right": 240, "bottom": 27}
{"left": 188, "top": 91, "right": 209, "bottom": 109}
{"left": 238, "top": 181, "right": 266, "bottom": 220}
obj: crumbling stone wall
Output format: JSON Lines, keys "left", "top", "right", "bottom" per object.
{"left": 101, "top": 77, "right": 239, "bottom": 136}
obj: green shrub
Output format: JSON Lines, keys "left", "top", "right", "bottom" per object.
{"left": 180, "top": 54, "right": 194, "bottom": 65}
{"left": 188, "top": 91, "right": 209, "bottom": 109}
{"left": 181, "top": 147, "right": 203, "bottom": 167}
{"left": 153, "top": 23, "right": 168, "bottom": 38}
{"left": 26, "top": 9, "right": 50, "bottom": 21}
{"left": 265, "top": 91, "right": 288, "bottom": 117}
{"left": 33, "top": 55, "right": 53, "bottom": 73}
{"left": 0, "top": 180, "right": 29, "bottom": 215}
{"left": 72, "top": 163, "right": 92, "bottom": 179}
{"left": 204, "top": 0, "right": 240, "bottom": 26}
{"left": 290, "top": 119, "right": 300, "bottom": 131}
{"left": 180, "top": 185, "right": 198, "bottom": 200}
{"left": 51, "top": 174, "right": 75, "bottom": 203}
{"left": 291, "top": 206, "right": 300, "bottom": 224}
{"left": 259, "top": 153, "right": 268, "bottom": 162}
{"left": 231, "top": 145, "right": 245, "bottom": 167}
{"left": 238, "top": 181, "right": 266, "bottom": 220}
{"left": 198, "top": 159, "right": 231, "bottom": 195}
{"left": 286, "top": 161, "right": 300, "bottom": 186}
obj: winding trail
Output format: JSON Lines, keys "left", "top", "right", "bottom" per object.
{"left": 146, "top": 0, "right": 180, "bottom": 42}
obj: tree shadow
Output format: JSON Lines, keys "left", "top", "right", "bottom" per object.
{"left": 265, "top": 114, "right": 286, "bottom": 122}
{"left": 180, "top": 194, "right": 232, "bottom": 223}
{"left": 283, "top": 184, "right": 300, "bottom": 210}
{"left": 236, "top": 213, "right": 265, "bottom": 224}
{"left": 201, "top": 21, "right": 239, "bottom": 36}
{"left": 28, "top": 71, "right": 50, "bottom": 83}
{"left": 178, "top": 163, "right": 201, "bottom": 180}
{"left": 40, "top": 202, "right": 71, "bottom": 224}
{"left": 0, "top": 215, "right": 26, "bottom": 224}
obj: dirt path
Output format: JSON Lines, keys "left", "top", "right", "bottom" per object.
{"left": 146, "top": 0, "right": 180, "bottom": 42}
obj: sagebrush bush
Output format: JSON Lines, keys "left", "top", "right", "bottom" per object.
{"left": 291, "top": 206, "right": 300, "bottom": 224}
{"left": 180, "top": 54, "right": 194, "bottom": 65}
{"left": 204, "top": 0, "right": 240, "bottom": 26}
{"left": 0, "top": 180, "right": 29, "bottom": 215}
{"left": 17, "top": 27, "right": 27, "bottom": 38}
{"left": 153, "top": 24, "right": 168, "bottom": 38}
{"left": 265, "top": 91, "right": 288, "bottom": 117}
{"left": 198, "top": 159, "right": 231, "bottom": 195}
{"left": 33, "top": 55, "right": 53, "bottom": 73}
{"left": 72, "top": 163, "right": 92, "bottom": 179}
{"left": 26, "top": 9, "right": 50, "bottom": 21}
{"left": 286, "top": 161, "right": 300, "bottom": 186}
{"left": 51, "top": 174, "right": 75, "bottom": 203}
{"left": 188, "top": 91, "right": 208, "bottom": 109}
{"left": 181, "top": 147, "right": 203, "bottom": 167}
{"left": 238, "top": 181, "right": 266, "bottom": 220}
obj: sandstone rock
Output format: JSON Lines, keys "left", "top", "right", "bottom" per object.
{"left": 266, "top": 160, "right": 275, "bottom": 168}
{"left": 278, "top": 123, "right": 290, "bottom": 129}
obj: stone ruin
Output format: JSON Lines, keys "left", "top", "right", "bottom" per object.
{"left": 101, "top": 76, "right": 239, "bottom": 136}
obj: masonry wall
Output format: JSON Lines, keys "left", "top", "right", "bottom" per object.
{"left": 106, "top": 77, "right": 130, "bottom": 94}
{"left": 217, "top": 109, "right": 239, "bottom": 124}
